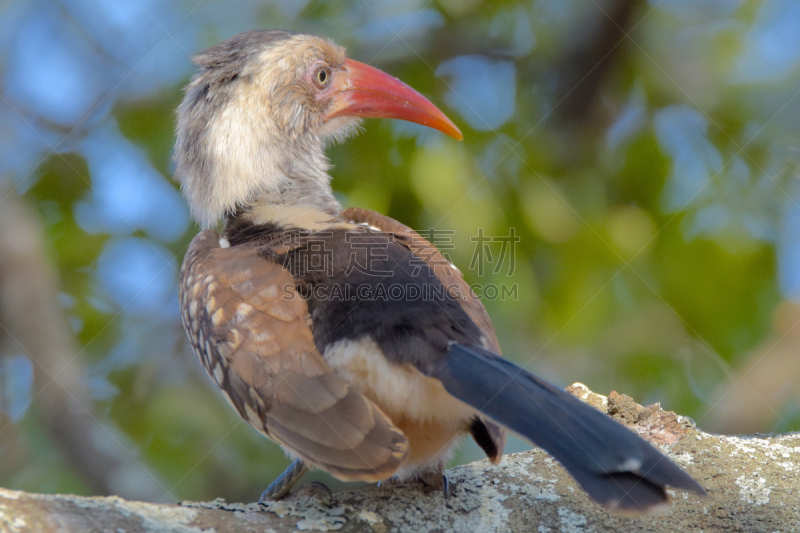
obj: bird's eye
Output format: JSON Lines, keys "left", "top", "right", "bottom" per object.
{"left": 314, "top": 67, "right": 330, "bottom": 88}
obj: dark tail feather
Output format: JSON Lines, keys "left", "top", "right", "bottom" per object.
{"left": 436, "top": 343, "right": 705, "bottom": 513}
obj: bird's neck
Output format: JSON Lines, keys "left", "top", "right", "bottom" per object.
{"left": 227, "top": 159, "right": 344, "bottom": 230}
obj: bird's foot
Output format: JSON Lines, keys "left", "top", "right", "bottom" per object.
{"left": 294, "top": 481, "right": 333, "bottom": 504}
{"left": 376, "top": 477, "right": 402, "bottom": 490}
{"left": 258, "top": 458, "right": 308, "bottom": 502}
{"left": 376, "top": 469, "right": 454, "bottom": 498}
{"left": 418, "top": 470, "right": 455, "bottom": 498}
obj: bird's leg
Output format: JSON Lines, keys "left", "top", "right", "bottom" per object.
{"left": 259, "top": 458, "right": 308, "bottom": 502}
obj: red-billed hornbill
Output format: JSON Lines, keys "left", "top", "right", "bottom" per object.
{"left": 174, "top": 30, "right": 704, "bottom": 513}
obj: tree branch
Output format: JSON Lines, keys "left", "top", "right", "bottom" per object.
{"left": 1, "top": 384, "right": 797, "bottom": 532}
{"left": 0, "top": 191, "right": 169, "bottom": 501}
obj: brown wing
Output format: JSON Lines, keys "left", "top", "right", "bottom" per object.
{"left": 179, "top": 229, "right": 408, "bottom": 481}
{"left": 341, "top": 207, "right": 507, "bottom": 463}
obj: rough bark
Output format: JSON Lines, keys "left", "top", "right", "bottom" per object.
{"left": 1, "top": 384, "right": 798, "bottom": 533}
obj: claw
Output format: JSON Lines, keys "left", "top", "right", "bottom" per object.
{"left": 442, "top": 474, "right": 456, "bottom": 499}
{"left": 304, "top": 481, "right": 333, "bottom": 503}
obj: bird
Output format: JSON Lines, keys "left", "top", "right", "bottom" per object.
{"left": 174, "top": 29, "right": 705, "bottom": 514}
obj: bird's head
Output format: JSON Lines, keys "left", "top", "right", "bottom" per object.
{"left": 174, "top": 30, "right": 461, "bottom": 227}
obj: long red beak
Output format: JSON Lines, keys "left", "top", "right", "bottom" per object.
{"left": 325, "top": 59, "right": 462, "bottom": 140}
